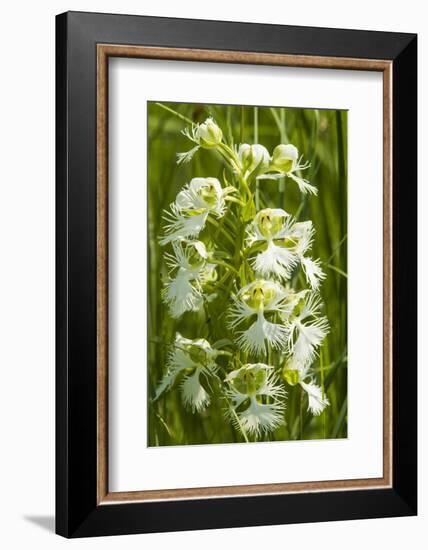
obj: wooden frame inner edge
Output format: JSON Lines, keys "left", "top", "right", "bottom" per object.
{"left": 96, "top": 44, "right": 393, "bottom": 504}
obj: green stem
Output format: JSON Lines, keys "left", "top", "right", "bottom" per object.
{"left": 224, "top": 394, "right": 249, "bottom": 443}
{"left": 155, "top": 102, "right": 194, "bottom": 125}
{"left": 207, "top": 217, "right": 236, "bottom": 247}
{"left": 325, "top": 234, "right": 347, "bottom": 263}
{"left": 237, "top": 173, "right": 252, "bottom": 201}
{"left": 217, "top": 143, "right": 240, "bottom": 173}
{"left": 331, "top": 397, "right": 347, "bottom": 438}
{"left": 225, "top": 196, "right": 245, "bottom": 206}
{"left": 209, "top": 258, "right": 240, "bottom": 275}
{"left": 325, "top": 264, "right": 348, "bottom": 278}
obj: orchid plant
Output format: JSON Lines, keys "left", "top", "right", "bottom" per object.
{"left": 152, "top": 111, "right": 332, "bottom": 442}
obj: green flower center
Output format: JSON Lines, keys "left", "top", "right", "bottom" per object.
{"left": 185, "top": 344, "right": 209, "bottom": 365}
{"left": 292, "top": 295, "right": 307, "bottom": 317}
{"left": 231, "top": 367, "right": 266, "bottom": 396}
{"left": 282, "top": 367, "right": 300, "bottom": 386}
{"left": 271, "top": 146, "right": 296, "bottom": 173}
{"left": 272, "top": 157, "right": 293, "bottom": 173}
{"left": 186, "top": 245, "right": 205, "bottom": 268}
{"left": 198, "top": 184, "right": 218, "bottom": 207}
{"left": 256, "top": 209, "right": 285, "bottom": 239}
{"left": 243, "top": 282, "right": 276, "bottom": 310}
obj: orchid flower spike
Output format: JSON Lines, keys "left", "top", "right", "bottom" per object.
{"left": 258, "top": 143, "right": 317, "bottom": 195}
{"left": 228, "top": 280, "right": 294, "bottom": 355}
{"left": 162, "top": 240, "right": 216, "bottom": 318}
{"left": 177, "top": 117, "right": 223, "bottom": 164}
{"left": 154, "top": 333, "right": 220, "bottom": 412}
{"left": 160, "top": 177, "right": 226, "bottom": 244}
{"left": 225, "top": 363, "right": 286, "bottom": 436}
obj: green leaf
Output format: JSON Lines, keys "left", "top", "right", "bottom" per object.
{"left": 213, "top": 338, "right": 234, "bottom": 349}
{"left": 242, "top": 198, "right": 256, "bottom": 222}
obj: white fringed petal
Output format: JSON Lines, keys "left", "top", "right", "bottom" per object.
{"left": 176, "top": 145, "right": 200, "bottom": 165}
{"left": 236, "top": 312, "right": 288, "bottom": 355}
{"left": 160, "top": 209, "right": 208, "bottom": 244}
{"left": 154, "top": 346, "right": 193, "bottom": 400}
{"left": 237, "top": 397, "right": 284, "bottom": 436}
{"left": 301, "top": 256, "right": 326, "bottom": 290}
{"left": 160, "top": 178, "right": 226, "bottom": 243}
{"left": 181, "top": 370, "right": 211, "bottom": 412}
{"left": 154, "top": 333, "right": 219, "bottom": 413}
{"left": 162, "top": 240, "right": 213, "bottom": 318}
{"left": 245, "top": 210, "right": 299, "bottom": 282}
{"left": 291, "top": 318, "right": 329, "bottom": 364}
{"left": 228, "top": 280, "right": 292, "bottom": 355}
{"left": 252, "top": 241, "right": 297, "bottom": 280}
{"left": 286, "top": 292, "right": 329, "bottom": 365}
{"left": 287, "top": 172, "right": 318, "bottom": 195}
{"left": 225, "top": 363, "right": 286, "bottom": 437}
{"left": 300, "top": 380, "right": 330, "bottom": 415}
{"left": 163, "top": 273, "right": 203, "bottom": 318}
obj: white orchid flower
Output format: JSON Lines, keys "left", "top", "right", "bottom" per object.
{"left": 293, "top": 221, "right": 326, "bottom": 290}
{"left": 247, "top": 214, "right": 325, "bottom": 290}
{"left": 282, "top": 358, "right": 329, "bottom": 416}
{"left": 246, "top": 208, "right": 298, "bottom": 281}
{"left": 238, "top": 143, "right": 270, "bottom": 177}
{"left": 162, "top": 240, "right": 215, "bottom": 318}
{"left": 258, "top": 144, "right": 317, "bottom": 195}
{"left": 154, "top": 333, "right": 220, "bottom": 412}
{"left": 286, "top": 291, "right": 329, "bottom": 366}
{"left": 177, "top": 117, "right": 223, "bottom": 164}
{"left": 160, "top": 177, "right": 226, "bottom": 244}
{"left": 228, "top": 280, "right": 293, "bottom": 355}
{"left": 225, "top": 363, "right": 286, "bottom": 436}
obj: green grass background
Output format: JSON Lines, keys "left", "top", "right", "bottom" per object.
{"left": 147, "top": 101, "right": 347, "bottom": 446}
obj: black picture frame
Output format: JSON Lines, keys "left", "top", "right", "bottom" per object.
{"left": 56, "top": 10, "right": 417, "bottom": 538}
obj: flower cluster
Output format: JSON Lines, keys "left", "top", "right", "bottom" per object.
{"left": 154, "top": 116, "right": 330, "bottom": 440}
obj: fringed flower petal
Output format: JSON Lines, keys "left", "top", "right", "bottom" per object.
{"left": 154, "top": 333, "right": 219, "bottom": 413}
{"left": 300, "top": 380, "right": 330, "bottom": 415}
{"left": 252, "top": 241, "right": 297, "bottom": 280}
{"left": 225, "top": 363, "right": 286, "bottom": 437}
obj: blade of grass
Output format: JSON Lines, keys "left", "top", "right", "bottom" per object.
{"left": 331, "top": 397, "right": 347, "bottom": 438}
{"left": 155, "top": 102, "right": 194, "bottom": 125}
{"left": 325, "top": 263, "right": 348, "bottom": 278}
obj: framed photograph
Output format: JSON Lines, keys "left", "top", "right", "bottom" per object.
{"left": 56, "top": 11, "right": 417, "bottom": 538}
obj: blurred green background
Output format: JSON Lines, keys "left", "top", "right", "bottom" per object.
{"left": 147, "top": 101, "right": 347, "bottom": 446}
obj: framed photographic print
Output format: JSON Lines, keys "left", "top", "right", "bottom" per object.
{"left": 56, "top": 11, "right": 417, "bottom": 538}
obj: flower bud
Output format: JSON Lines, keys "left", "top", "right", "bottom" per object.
{"left": 271, "top": 144, "right": 299, "bottom": 173}
{"left": 238, "top": 143, "right": 270, "bottom": 173}
{"left": 194, "top": 117, "right": 223, "bottom": 148}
